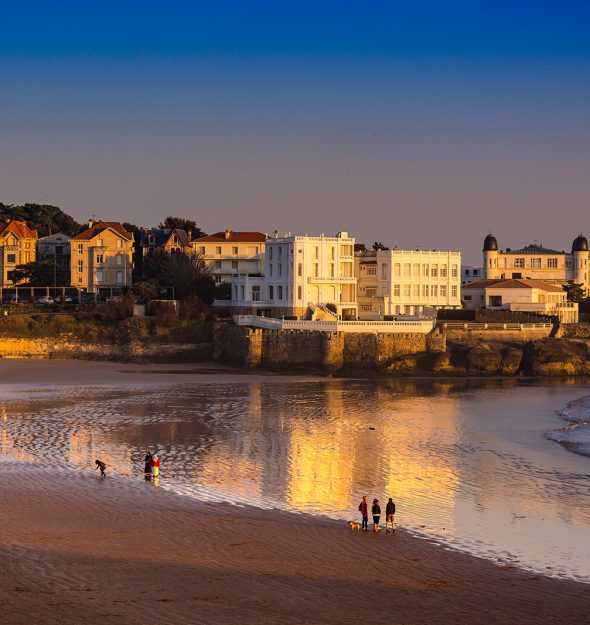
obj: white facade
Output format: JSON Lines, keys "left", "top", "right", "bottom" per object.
{"left": 231, "top": 232, "right": 357, "bottom": 319}
{"left": 37, "top": 233, "right": 71, "bottom": 272}
{"left": 461, "top": 265, "right": 483, "bottom": 284}
{"left": 355, "top": 249, "right": 461, "bottom": 319}
{"left": 192, "top": 230, "right": 266, "bottom": 284}
{"left": 462, "top": 278, "right": 577, "bottom": 323}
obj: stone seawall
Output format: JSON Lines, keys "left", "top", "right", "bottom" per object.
{"left": 213, "top": 323, "right": 446, "bottom": 372}
{"left": 0, "top": 337, "right": 212, "bottom": 362}
{"left": 442, "top": 327, "right": 553, "bottom": 343}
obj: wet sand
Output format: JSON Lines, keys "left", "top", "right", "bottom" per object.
{"left": 1, "top": 463, "right": 588, "bottom": 625}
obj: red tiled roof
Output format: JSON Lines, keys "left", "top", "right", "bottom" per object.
{"left": 0, "top": 220, "right": 38, "bottom": 239}
{"left": 486, "top": 279, "right": 565, "bottom": 292}
{"left": 462, "top": 279, "right": 503, "bottom": 289}
{"left": 72, "top": 221, "right": 133, "bottom": 241}
{"left": 194, "top": 231, "right": 266, "bottom": 243}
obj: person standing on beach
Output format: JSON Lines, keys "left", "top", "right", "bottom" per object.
{"left": 152, "top": 454, "right": 160, "bottom": 478}
{"left": 95, "top": 459, "right": 107, "bottom": 477}
{"left": 385, "top": 497, "right": 396, "bottom": 533}
{"left": 144, "top": 451, "right": 153, "bottom": 476}
{"left": 359, "top": 496, "right": 369, "bottom": 531}
{"left": 372, "top": 499, "right": 381, "bottom": 532}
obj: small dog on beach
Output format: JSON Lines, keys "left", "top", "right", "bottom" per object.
{"left": 348, "top": 521, "right": 361, "bottom": 531}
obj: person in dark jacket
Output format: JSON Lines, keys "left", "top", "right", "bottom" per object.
{"left": 95, "top": 459, "right": 107, "bottom": 477}
{"left": 372, "top": 499, "right": 381, "bottom": 532}
{"left": 385, "top": 497, "right": 396, "bottom": 533}
{"left": 144, "top": 451, "right": 153, "bottom": 476}
{"left": 358, "top": 496, "right": 369, "bottom": 531}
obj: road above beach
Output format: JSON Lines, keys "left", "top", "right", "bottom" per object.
{"left": 1, "top": 462, "right": 588, "bottom": 625}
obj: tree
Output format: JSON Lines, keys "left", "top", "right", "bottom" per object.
{"left": 10, "top": 261, "right": 70, "bottom": 286}
{"left": 0, "top": 203, "right": 82, "bottom": 237}
{"left": 563, "top": 280, "right": 585, "bottom": 302}
{"left": 373, "top": 241, "right": 390, "bottom": 251}
{"left": 143, "top": 249, "right": 215, "bottom": 303}
{"left": 214, "top": 281, "right": 232, "bottom": 300}
{"left": 157, "top": 216, "right": 205, "bottom": 239}
{"left": 354, "top": 243, "right": 368, "bottom": 253}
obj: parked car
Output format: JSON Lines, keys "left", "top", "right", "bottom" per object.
{"left": 2, "top": 294, "right": 18, "bottom": 304}
{"left": 78, "top": 293, "right": 96, "bottom": 304}
{"left": 36, "top": 296, "right": 54, "bottom": 305}
{"left": 54, "top": 295, "right": 73, "bottom": 304}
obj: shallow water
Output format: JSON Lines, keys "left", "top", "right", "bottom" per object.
{"left": 1, "top": 375, "right": 589, "bottom": 582}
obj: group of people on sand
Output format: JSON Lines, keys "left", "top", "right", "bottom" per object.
{"left": 144, "top": 451, "right": 160, "bottom": 478}
{"left": 359, "top": 495, "right": 396, "bottom": 533}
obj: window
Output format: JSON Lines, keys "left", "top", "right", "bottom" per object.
{"left": 413, "top": 284, "right": 420, "bottom": 297}
{"left": 231, "top": 261, "right": 238, "bottom": 269}
{"left": 422, "top": 264, "right": 429, "bottom": 276}
{"left": 214, "top": 261, "right": 221, "bottom": 269}
{"left": 116, "top": 271, "right": 123, "bottom": 284}
{"left": 514, "top": 258, "right": 525, "bottom": 268}
{"left": 216, "top": 246, "right": 222, "bottom": 255}
{"left": 451, "top": 285, "right": 458, "bottom": 298}
{"left": 269, "top": 264, "right": 273, "bottom": 276}
{"left": 395, "top": 305, "right": 401, "bottom": 314}
{"left": 116, "top": 255, "right": 123, "bottom": 266}
{"left": 232, "top": 246, "right": 238, "bottom": 255}
{"left": 78, "top": 277, "right": 82, "bottom": 284}
{"left": 278, "top": 246, "right": 282, "bottom": 258}
{"left": 422, "top": 284, "right": 428, "bottom": 297}
{"left": 367, "top": 265, "right": 376, "bottom": 275}
{"left": 366, "top": 287, "right": 377, "bottom": 297}
{"left": 78, "top": 244, "right": 83, "bottom": 255}
{"left": 269, "top": 285, "right": 274, "bottom": 299}
{"left": 117, "top": 239, "right": 123, "bottom": 249}
{"left": 440, "top": 285, "right": 447, "bottom": 297}
{"left": 394, "top": 263, "right": 401, "bottom": 277}
{"left": 440, "top": 266, "right": 447, "bottom": 278}
{"left": 97, "top": 239, "right": 103, "bottom": 247}
{"left": 278, "top": 263, "right": 282, "bottom": 277}
{"left": 566, "top": 258, "right": 573, "bottom": 269}
{"left": 403, "top": 263, "right": 411, "bottom": 277}
{"left": 55, "top": 245, "right": 63, "bottom": 255}
{"left": 6, "top": 253, "right": 16, "bottom": 264}
{"left": 240, "top": 285, "right": 245, "bottom": 299}
{"left": 547, "top": 258, "right": 558, "bottom": 268}
{"left": 413, "top": 263, "right": 420, "bottom": 277}
{"left": 464, "top": 295, "right": 472, "bottom": 301}
{"left": 465, "top": 269, "right": 470, "bottom": 276}
{"left": 278, "top": 285, "right": 283, "bottom": 300}
{"left": 314, "top": 246, "right": 319, "bottom": 260}
{"left": 78, "top": 260, "right": 83, "bottom": 273}
{"left": 489, "top": 295, "right": 502, "bottom": 307}
{"left": 330, "top": 263, "right": 335, "bottom": 277}
{"left": 314, "top": 264, "right": 319, "bottom": 277}
{"left": 95, "top": 270, "right": 104, "bottom": 283}
{"left": 96, "top": 254, "right": 103, "bottom": 264}
{"left": 252, "top": 286, "right": 260, "bottom": 301}
{"left": 452, "top": 264, "right": 458, "bottom": 277}
{"left": 431, "top": 285, "right": 438, "bottom": 297}
{"left": 298, "top": 263, "right": 303, "bottom": 277}
{"left": 199, "top": 246, "right": 206, "bottom": 254}
{"left": 331, "top": 247, "right": 335, "bottom": 260}
{"left": 297, "top": 285, "right": 302, "bottom": 299}
{"left": 431, "top": 265, "right": 438, "bottom": 277}
{"left": 404, "top": 284, "right": 411, "bottom": 297}
{"left": 269, "top": 247, "right": 273, "bottom": 260}
{"left": 473, "top": 269, "right": 479, "bottom": 276}
{"left": 531, "top": 258, "right": 541, "bottom": 268}
{"left": 393, "top": 284, "right": 400, "bottom": 297}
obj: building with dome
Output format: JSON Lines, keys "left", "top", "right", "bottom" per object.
{"left": 482, "top": 234, "right": 590, "bottom": 293}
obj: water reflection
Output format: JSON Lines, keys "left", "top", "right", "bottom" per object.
{"left": 0, "top": 378, "right": 589, "bottom": 581}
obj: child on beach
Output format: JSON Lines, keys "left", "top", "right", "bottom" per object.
{"left": 152, "top": 454, "right": 160, "bottom": 478}
{"left": 385, "top": 497, "right": 396, "bottom": 533}
{"left": 358, "top": 496, "right": 369, "bottom": 531}
{"left": 95, "top": 459, "right": 107, "bottom": 477}
{"left": 372, "top": 499, "right": 381, "bottom": 532}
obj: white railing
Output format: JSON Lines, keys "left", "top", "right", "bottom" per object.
{"left": 234, "top": 315, "right": 435, "bottom": 334}
{"left": 440, "top": 322, "right": 553, "bottom": 331}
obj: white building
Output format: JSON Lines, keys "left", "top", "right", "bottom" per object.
{"left": 355, "top": 249, "right": 461, "bottom": 319}
{"left": 461, "top": 265, "right": 484, "bottom": 284}
{"left": 231, "top": 232, "right": 357, "bottom": 319}
{"left": 462, "top": 278, "right": 577, "bottom": 323}
{"left": 37, "top": 233, "right": 71, "bottom": 272}
{"left": 192, "top": 230, "right": 266, "bottom": 284}
{"left": 483, "top": 234, "right": 590, "bottom": 293}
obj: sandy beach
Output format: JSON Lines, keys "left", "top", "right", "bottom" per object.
{"left": 1, "top": 462, "right": 589, "bottom": 625}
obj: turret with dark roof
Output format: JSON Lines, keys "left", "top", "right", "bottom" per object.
{"left": 483, "top": 233, "right": 498, "bottom": 252}
{"left": 572, "top": 235, "right": 589, "bottom": 253}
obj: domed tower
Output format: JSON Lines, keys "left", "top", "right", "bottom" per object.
{"left": 572, "top": 234, "right": 589, "bottom": 290}
{"left": 483, "top": 233, "right": 499, "bottom": 279}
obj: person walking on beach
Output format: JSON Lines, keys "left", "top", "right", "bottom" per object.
{"left": 152, "top": 454, "right": 160, "bottom": 478}
{"left": 95, "top": 459, "right": 107, "bottom": 478}
{"left": 359, "top": 496, "right": 369, "bottom": 531}
{"left": 144, "top": 451, "right": 153, "bottom": 476}
{"left": 385, "top": 497, "right": 396, "bottom": 533}
{"left": 372, "top": 499, "right": 381, "bottom": 532}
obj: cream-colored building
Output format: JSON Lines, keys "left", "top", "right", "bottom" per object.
{"left": 0, "top": 220, "right": 38, "bottom": 287}
{"left": 70, "top": 220, "right": 134, "bottom": 292}
{"left": 356, "top": 249, "right": 461, "bottom": 319}
{"left": 192, "top": 230, "right": 266, "bottom": 284}
{"left": 231, "top": 232, "right": 357, "bottom": 319}
{"left": 483, "top": 234, "right": 590, "bottom": 293}
{"left": 462, "top": 278, "right": 578, "bottom": 323}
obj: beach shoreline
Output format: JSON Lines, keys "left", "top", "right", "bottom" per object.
{"left": 1, "top": 461, "right": 589, "bottom": 625}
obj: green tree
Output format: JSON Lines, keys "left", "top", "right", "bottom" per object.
{"left": 563, "top": 280, "right": 585, "bottom": 302}
{"left": 0, "top": 203, "right": 82, "bottom": 237}
{"left": 373, "top": 241, "right": 390, "bottom": 251}
{"left": 157, "top": 216, "right": 205, "bottom": 239}
{"left": 214, "top": 281, "right": 232, "bottom": 300}
{"left": 10, "top": 261, "right": 70, "bottom": 286}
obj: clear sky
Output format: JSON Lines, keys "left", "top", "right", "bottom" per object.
{"left": 1, "top": 1, "right": 589, "bottom": 262}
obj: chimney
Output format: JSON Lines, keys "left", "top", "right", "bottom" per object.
{"left": 88, "top": 218, "right": 94, "bottom": 229}
{"left": 188, "top": 229, "right": 193, "bottom": 241}
{"left": 224, "top": 229, "right": 231, "bottom": 240}
{"left": 273, "top": 230, "right": 278, "bottom": 238}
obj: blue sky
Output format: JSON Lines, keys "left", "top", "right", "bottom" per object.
{"left": 1, "top": 1, "right": 589, "bottom": 261}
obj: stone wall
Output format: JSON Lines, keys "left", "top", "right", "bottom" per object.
{"left": 212, "top": 322, "right": 445, "bottom": 372}
{"left": 443, "top": 327, "right": 552, "bottom": 343}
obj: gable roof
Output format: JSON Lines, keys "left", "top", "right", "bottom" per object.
{"left": 139, "top": 228, "right": 191, "bottom": 248}
{"left": 462, "top": 279, "right": 504, "bottom": 289}
{"left": 0, "top": 220, "right": 38, "bottom": 239}
{"left": 486, "top": 278, "right": 565, "bottom": 293}
{"left": 72, "top": 221, "right": 133, "bottom": 241}
{"left": 194, "top": 231, "right": 266, "bottom": 243}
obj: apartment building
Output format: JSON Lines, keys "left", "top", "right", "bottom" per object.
{"left": 461, "top": 265, "right": 484, "bottom": 284}
{"left": 37, "top": 233, "right": 71, "bottom": 272}
{"left": 355, "top": 249, "right": 461, "bottom": 319}
{"left": 231, "top": 232, "right": 357, "bottom": 319}
{"left": 70, "top": 220, "right": 134, "bottom": 292}
{"left": 483, "top": 233, "right": 589, "bottom": 292}
{"left": 192, "top": 230, "right": 266, "bottom": 284}
{"left": 0, "top": 220, "right": 38, "bottom": 286}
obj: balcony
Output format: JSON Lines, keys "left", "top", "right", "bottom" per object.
{"left": 307, "top": 276, "right": 356, "bottom": 284}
